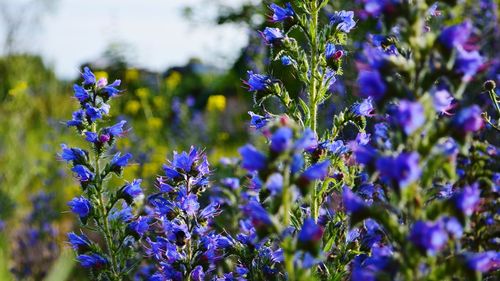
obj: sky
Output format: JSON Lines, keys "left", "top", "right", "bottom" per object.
{"left": 0, "top": 0, "right": 249, "bottom": 79}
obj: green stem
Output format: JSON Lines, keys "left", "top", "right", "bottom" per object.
{"left": 308, "top": 1, "right": 319, "bottom": 135}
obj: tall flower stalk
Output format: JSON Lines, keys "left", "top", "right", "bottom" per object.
{"left": 62, "top": 67, "right": 143, "bottom": 280}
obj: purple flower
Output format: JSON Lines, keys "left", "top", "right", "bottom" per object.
{"left": 343, "top": 186, "right": 367, "bottom": 214}
{"left": 73, "top": 84, "right": 89, "bottom": 102}
{"left": 85, "top": 132, "right": 99, "bottom": 143}
{"left": 129, "top": 216, "right": 150, "bottom": 236}
{"left": 81, "top": 67, "right": 96, "bottom": 85}
{"left": 67, "top": 109, "right": 85, "bottom": 127}
{"left": 105, "top": 120, "right": 127, "bottom": 137}
{"left": 325, "top": 43, "right": 336, "bottom": 60}
{"left": 409, "top": 220, "right": 448, "bottom": 255}
{"left": 71, "top": 165, "right": 94, "bottom": 182}
{"left": 455, "top": 46, "right": 483, "bottom": 80}
{"left": 123, "top": 179, "right": 143, "bottom": 199}
{"left": 172, "top": 148, "right": 198, "bottom": 172}
{"left": 84, "top": 103, "right": 105, "bottom": 122}
{"left": 221, "top": 177, "right": 240, "bottom": 189}
{"left": 242, "top": 201, "right": 273, "bottom": 235}
{"left": 330, "top": 10, "right": 356, "bottom": 33}
{"left": 453, "top": 184, "right": 481, "bottom": 216}
{"left": 67, "top": 196, "right": 92, "bottom": 220}
{"left": 248, "top": 111, "right": 270, "bottom": 129}
{"left": 438, "top": 21, "right": 472, "bottom": 49}
{"left": 77, "top": 253, "right": 107, "bottom": 268}
{"left": 298, "top": 218, "right": 324, "bottom": 252}
{"left": 269, "top": 3, "right": 295, "bottom": 23}
{"left": 245, "top": 71, "right": 273, "bottom": 92}
{"left": 260, "top": 27, "right": 285, "bottom": 46}
{"left": 295, "top": 128, "right": 318, "bottom": 152}
{"left": 453, "top": 105, "right": 484, "bottom": 133}
{"left": 265, "top": 173, "right": 283, "bottom": 195}
{"left": 102, "top": 79, "right": 121, "bottom": 98}
{"left": 270, "top": 127, "right": 293, "bottom": 153}
{"left": 353, "top": 97, "right": 374, "bottom": 117}
{"left": 60, "top": 144, "right": 87, "bottom": 163}
{"left": 393, "top": 100, "right": 425, "bottom": 135}
{"left": 440, "top": 217, "right": 463, "bottom": 239}
{"left": 466, "top": 251, "right": 500, "bottom": 272}
{"left": 110, "top": 152, "right": 132, "bottom": 169}
{"left": 300, "top": 161, "right": 330, "bottom": 181}
{"left": 357, "top": 70, "right": 387, "bottom": 100}
{"left": 67, "top": 232, "right": 91, "bottom": 251}
{"left": 190, "top": 265, "right": 205, "bottom": 281}
{"left": 239, "top": 144, "right": 267, "bottom": 171}
{"left": 376, "top": 152, "right": 420, "bottom": 188}
{"left": 432, "top": 89, "right": 454, "bottom": 115}
{"left": 180, "top": 193, "right": 200, "bottom": 216}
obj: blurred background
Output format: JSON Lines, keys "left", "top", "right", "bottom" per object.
{"left": 0, "top": 0, "right": 498, "bottom": 280}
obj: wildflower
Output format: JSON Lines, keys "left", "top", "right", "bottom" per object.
{"left": 300, "top": 161, "right": 330, "bottom": 181}
{"left": 102, "top": 79, "right": 121, "bottom": 98}
{"left": 242, "top": 201, "right": 274, "bottom": 237}
{"left": 455, "top": 46, "right": 483, "bottom": 80}
{"left": 191, "top": 265, "right": 205, "bottom": 281}
{"left": 357, "top": 70, "right": 387, "bottom": 100}
{"left": 453, "top": 105, "right": 484, "bottom": 133}
{"left": 269, "top": 3, "right": 295, "bottom": 23}
{"left": 67, "top": 109, "right": 85, "bottom": 128}
{"left": 266, "top": 173, "right": 283, "bottom": 195}
{"left": 343, "top": 186, "right": 368, "bottom": 215}
{"left": 121, "top": 179, "right": 143, "bottom": 203}
{"left": 438, "top": 21, "right": 472, "bottom": 50}
{"left": 129, "top": 216, "right": 150, "bottom": 237}
{"left": 352, "top": 97, "right": 374, "bottom": 117}
{"left": 248, "top": 111, "right": 269, "bottom": 129}
{"left": 270, "top": 127, "right": 293, "bottom": 153}
{"left": 71, "top": 165, "right": 94, "bottom": 182}
{"left": 376, "top": 152, "right": 420, "bottom": 188}
{"left": 325, "top": 43, "right": 343, "bottom": 61}
{"left": 239, "top": 144, "right": 267, "bottom": 171}
{"left": 321, "top": 140, "right": 349, "bottom": 156}
{"left": 432, "top": 89, "right": 454, "bottom": 115}
{"left": 295, "top": 128, "right": 318, "bottom": 152}
{"left": 281, "top": 55, "right": 293, "bottom": 66}
{"left": 409, "top": 220, "right": 448, "bottom": 255}
{"left": 330, "top": 10, "right": 356, "bottom": 33}
{"left": 81, "top": 67, "right": 96, "bottom": 85}
{"left": 260, "top": 27, "right": 285, "bottom": 46}
{"left": 298, "top": 218, "right": 324, "bottom": 254}
{"left": 452, "top": 184, "right": 481, "bottom": 217}
{"left": 466, "top": 251, "right": 500, "bottom": 272}
{"left": 67, "top": 232, "right": 92, "bottom": 251}
{"left": 67, "top": 196, "right": 92, "bottom": 221}
{"left": 221, "top": 177, "right": 240, "bottom": 189}
{"left": 73, "top": 85, "right": 89, "bottom": 102}
{"left": 207, "top": 95, "right": 226, "bottom": 112}
{"left": 110, "top": 152, "right": 132, "bottom": 173}
{"left": 77, "top": 254, "right": 108, "bottom": 268}
{"left": 440, "top": 217, "right": 463, "bottom": 239}
{"left": 393, "top": 100, "right": 425, "bottom": 135}
{"left": 60, "top": 144, "right": 87, "bottom": 164}
{"left": 180, "top": 193, "right": 200, "bottom": 216}
{"left": 245, "top": 71, "right": 273, "bottom": 92}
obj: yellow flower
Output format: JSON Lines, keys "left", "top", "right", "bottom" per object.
{"left": 165, "top": 71, "right": 182, "bottom": 90}
{"left": 125, "top": 100, "right": 141, "bottom": 115}
{"left": 125, "top": 69, "right": 139, "bottom": 82}
{"left": 8, "top": 81, "right": 28, "bottom": 97}
{"left": 94, "top": 71, "right": 108, "bottom": 80}
{"left": 207, "top": 95, "right": 226, "bottom": 112}
{"left": 136, "top": 88, "right": 150, "bottom": 98}
{"left": 147, "top": 117, "right": 163, "bottom": 130}
{"left": 153, "top": 96, "right": 166, "bottom": 109}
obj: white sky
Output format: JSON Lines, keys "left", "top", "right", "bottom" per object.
{"left": 0, "top": 0, "right": 250, "bottom": 78}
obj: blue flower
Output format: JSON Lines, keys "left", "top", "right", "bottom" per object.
{"left": 298, "top": 218, "right": 324, "bottom": 253}
{"left": 281, "top": 55, "right": 293, "bottom": 66}
{"left": 352, "top": 97, "right": 374, "bottom": 117}
{"left": 81, "top": 67, "right": 96, "bottom": 85}
{"left": 84, "top": 132, "right": 99, "bottom": 143}
{"left": 102, "top": 79, "right": 121, "bottom": 98}
{"left": 60, "top": 144, "right": 87, "bottom": 163}
{"left": 455, "top": 46, "right": 483, "bottom": 80}
{"left": 239, "top": 144, "right": 267, "bottom": 171}
{"left": 438, "top": 21, "right": 472, "bottom": 50}
{"left": 325, "top": 43, "right": 336, "bottom": 60}
{"left": 270, "top": 127, "right": 293, "bottom": 153}
{"left": 343, "top": 186, "right": 367, "bottom": 214}
{"left": 453, "top": 105, "right": 484, "bottom": 133}
{"left": 466, "top": 251, "right": 500, "bottom": 273}
{"left": 295, "top": 128, "right": 318, "bottom": 152}
{"left": 265, "top": 173, "right": 283, "bottom": 195}
{"left": 67, "top": 196, "right": 92, "bottom": 220}
{"left": 129, "top": 216, "right": 150, "bottom": 237}
{"left": 67, "top": 109, "right": 85, "bottom": 128}
{"left": 245, "top": 71, "right": 273, "bottom": 92}
{"left": 67, "top": 232, "right": 91, "bottom": 251}
{"left": 242, "top": 201, "right": 273, "bottom": 236}
{"left": 221, "top": 177, "right": 240, "bottom": 190}
{"left": 180, "top": 193, "right": 200, "bottom": 216}
{"left": 104, "top": 120, "right": 127, "bottom": 137}
{"left": 376, "top": 152, "right": 420, "bottom": 188}
{"left": 409, "top": 220, "right": 448, "bottom": 256}
{"left": 110, "top": 152, "right": 132, "bottom": 169}
{"left": 393, "top": 100, "right": 425, "bottom": 135}
{"left": 260, "top": 27, "right": 285, "bottom": 46}
{"left": 357, "top": 70, "right": 387, "bottom": 100}
{"left": 77, "top": 253, "right": 107, "bottom": 268}
{"left": 291, "top": 153, "right": 304, "bottom": 174}
{"left": 330, "top": 10, "right": 356, "bottom": 33}
{"left": 191, "top": 265, "right": 205, "bottom": 281}
{"left": 123, "top": 179, "right": 143, "bottom": 199}
{"left": 71, "top": 165, "right": 94, "bottom": 182}
{"left": 300, "top": 161, "right": 330, "bottom": 181}
{"left": 269, "top": 3, "right": 295, "bottom": 23}
{"left": 440, "top": 216, "right": 463, "bottom": 239}
{"left": 452, "top": 184, "right": 480, "bottom": 216}
{"left": 432, "top": 89, "right": 454, "bottom": 115}
{"left": 73, "top": 84, "right": 89, "bottom": 102}
{"left": 84, "top": 103, "right": 103, "bottom": 122}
